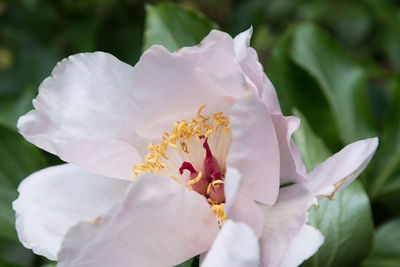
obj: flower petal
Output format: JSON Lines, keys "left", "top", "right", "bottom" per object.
{"left": 226, "top": 194, "right": 264, "bottom": 238}
{"left": 234, "top": 29, "right": 306, "bottom": 184}
{"left": 258, "top": 184, "right": 314, "bottom": 267}
{"left": 58, "top": 174, "right": 219, "bottom": 267}
{"left": 130, "top": 30, "right": 248, "bottom": 139}
{"left": 233, "top": 27, "right": 263, "bottom": 98}
{"left": 227, "top": 92, "right": 280, "bottom": 205}
{"left": 201, "top": 220, "right": 260, "bottom": 267}
{"left": 18, "top": 52, "right": 148, "bottom": 179}
{"left": 224, "top": 168, "right": 263, "bottom": 237}
{"left": 280, "top": 225, "right": 324, "bottom": 267}
{"left": 271, "top": 114, "right": 307, "bottom": 184}
{"left": 12, "top": 164, "right": 129, "bottom": 260}
{"left": 306, "top": 137, "right": 378, "bottom": 199}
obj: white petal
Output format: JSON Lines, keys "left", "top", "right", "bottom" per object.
{"left": 224, "top": 168, "right": 264, "bottom": 237}
{"left": 18, "top": 52, "right": 148, "bottom": 179}
{"left": 306, "top": 137, "right": 378, "bottom": 199}
{"left": 272, "top": 114, "right": 307, "bottom": 184}
{"left": 201, "top": 220, "right": 260, "bottom": 267}
{"left": 280, "top": 225, "right": 324, "bottom": 267}
{"left": 226, "top": 194, "right": 264, "bottom": 238}
{"left": 199, "top": 252, "right": 207, "bottom": 265}
{"left": 224, "top": 167, "right": 242, "bottom": 212}
{"left": 12, "top": 164, "right": 129, "bottom": 260}
{"left": 234, "top": 27, "right": 253, "bottom": 65}
{"left": 234, "top": 29, "right": 306, "bottom": 184}
{"left": 58, "top": 174, "right": 219, "bottom": 267}
{"left": 233, "top": 27, "right": 263, "bottom": 97}
{"left": 258, "top": 184, "right": 314, "bottom": 267}
{"left": 227, "top": 92, "right": 280, "bottom": 205}
{"left": 131, "top": 30, "right": 248, "bottom": 139}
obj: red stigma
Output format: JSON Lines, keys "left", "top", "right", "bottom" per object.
{"left": 179, "top": 161, "right": 209, "bottom": 197}
{"left": 203, "top": 138, "right": 221, "bottom": 181}
{"left": 203, "top": 138, "right": 213, "bottom": 158}
{"left": 178, "top": 138, "right": 225, "bottom": 203}
{"left": 210, "top": 172, "right": 222, "bottom": 181}
{"left": 179, "top": 162, "right": 197, "bottom": 176}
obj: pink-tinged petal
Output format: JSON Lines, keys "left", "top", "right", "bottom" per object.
{"left": 280, "top": 225, "right": 324, "bottom": 267}
{"left": 58, "top": 174, "right": 219, "bottom": 267}
{"left": 227, "top": 92, "right": 280, "bottom": 205}
{"left": 306, "top": 137, "right": 378, "bottom": 199}
{"left": 12, "top": 164, "right": 128, "bottom": 260}
{"left": 234, "top": 29, "right": 306, "bottom": 184}
{"left": 233, "top": 27, "right": 263, "bottom": 98}
{"left": 233, "top": 27, "right": 282, "bottom": 115}
{"left": 260, "top": 78, "right": 307, "bottom": 184}
{"left": 224, "top": 167, "right": 242, "bottom": 212}
{"left": 226, "top": 194, "right": 264, "bottom": 238}
{"left": 260, "top": 73, "right": 282, "bottom": 115}
{"left": 201, "top": 220, "right": 260, "bottom": 267}
{"left": 17, "top": 52, "right": 148, "bottom": 180}
{"left": 224, "top": 168, "right": 263, "bottom": 237}
{"left": 234, "top": 27, "right": 252, "bottom": 64}
{"left": 271, "top": 114, "right": 307, "bottom": 184}
{"left": 258, "top": 184, "right": 314, "bottom": 267}
{"left": 131, "top": 30, "right": 248, "bottom": 139}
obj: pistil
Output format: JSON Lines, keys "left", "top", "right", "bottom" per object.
{"left": 208, "top": 172, "right": 225, "bottom": 204}
{"left": 203, "top": 138, "right": 221, "bottom": 181}
{"left": 179, "top": 138, "right": 225, "bottom": 204}
{"left": 179, "top": 162, "right": 208, "bottom": 197}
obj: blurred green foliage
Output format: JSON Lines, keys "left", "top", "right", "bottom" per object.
{"left": 0, "top": 0, "right": 400, "bottom": 266}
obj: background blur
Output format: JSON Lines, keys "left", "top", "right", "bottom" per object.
{"left": 0, "top": 0, "right": 400, "bottom": 266}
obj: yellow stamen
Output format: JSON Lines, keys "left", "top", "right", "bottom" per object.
{"left": 132, "top": 105, "right": 230, "bottom": 224}
{"left": 187, "top": 171, "right": 202, "bottom": 191}
{"left": 131, "top": 105, "right": 230, "bottom": 181}
{"left": 211, "top": 203, "right": 227, "bottom": 225}
{"left": 206, "top": 180, "right": 225, "bottom": 195}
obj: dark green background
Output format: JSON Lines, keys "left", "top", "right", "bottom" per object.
{"left": 1, "top": 0, "right": 400, "bottom": 266}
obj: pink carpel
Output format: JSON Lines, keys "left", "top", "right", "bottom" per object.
{"left": 209, "top": 172, "right": 225, "bottom": 204}
{"left": 203, "top": 138, "right": 221, "bottom": 181}
{"left": 179, "top": 161, "right": 209, "bottom": 197}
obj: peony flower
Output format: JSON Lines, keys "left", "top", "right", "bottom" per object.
{"left": 13, "top": 28, "right": 378, "bottom": 267}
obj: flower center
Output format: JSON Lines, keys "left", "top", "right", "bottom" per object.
{"left": 132, "top": 106, "right": 231, "bottom": 224}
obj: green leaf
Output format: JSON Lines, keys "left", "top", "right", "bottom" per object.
{"left": 364, "top": 0, "right": 400, "bottom": 71}
{"left": 0, "top": 237, "right": 35, "bottom": 267}
{"left": 303, "top": 181, "right": 374, "bottom": 267}
{"left": 41, "top": 262, "right": 57, "bottom": 267}
{"left": 362, "top": 260, "right": 400, "bottom": 267}
{"left": 267, "top": 26, "right": 341, "bottom": 150}
{"left": 0, "top": 87, "right": 36, "bottom": 131}
{"left": 0, "top": 126, "right": 47, "bottom": 241}
{"left": 292, "top": 109, "right": 331, "bottom": 171}
{"left": 268, "top": 22, "right": 376, "bottom": 150}
{"left": 290, "top": 23, "right": 375, "bottom": 144}
{"left": 143, "top": 2, "right": 219, "bottom": 52}
{"left": 367, "top": 78, "right": 400, "bottom": 199}
{"left": 0, "top": 44, "right": 59, "bottom": 131}
{"left": 372, "top": 219, "right": 400, "bottom": 259}
{"left": 362, "top": 219, "right": 400, "bottom": 267}
{"left": 0, "top": 260, "right": 20, "bottom": 267}
{"left": 293, "top": 111, "right": 374, "bottom": 267}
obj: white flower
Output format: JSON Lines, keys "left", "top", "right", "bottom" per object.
{"left": 13, "top": 28, "right": 378, "bottom": 267}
